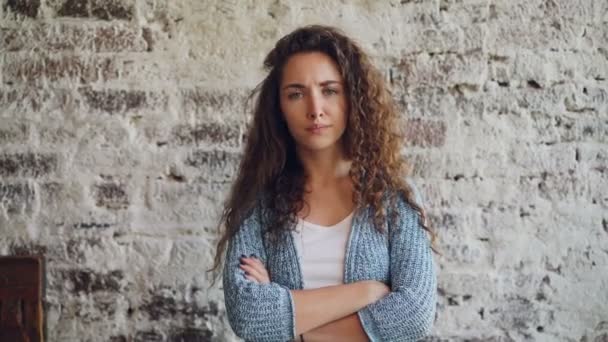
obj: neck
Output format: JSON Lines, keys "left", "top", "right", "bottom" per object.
{"left": 296, "top": 144, "right": 352, "bottom": 189}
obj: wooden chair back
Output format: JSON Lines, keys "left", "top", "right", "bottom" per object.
{"left": 0, "top": 256, "right": 44, "bottom": 342}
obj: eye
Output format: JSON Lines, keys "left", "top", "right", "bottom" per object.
{"left": 323, "top": 88, "right": 339, "bottom": 96}
{"left": 287, "top": 92, "right": 303, "bottom": 100}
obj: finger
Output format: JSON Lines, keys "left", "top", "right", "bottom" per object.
{"left": 239, "top": 264, "right": 264, "bottom": 281}
{"left": 240, "top": 258, "right": 270, "bottom": 281}
{"left": 245, "top": 258, "right": 270, "bottom": 279}
{"left": 240, "top": 264, "right": 269, "bottom": 284}
{"left": 250, "top": 258, "right": 267, "bottom": 269}
{"left": 246, "top": 256, "right": 262, "bottom": 264}
{"left": 240, "top": 258, "right": 266, "bottom": 274}
{"left": 242, "top": 257, "right": 268, "bottom": 273}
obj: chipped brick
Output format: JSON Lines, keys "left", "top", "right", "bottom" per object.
{"left": 172, "top": 123, "right": 240, "bottom": 148}
{"left": 0, "top": 88, "right": 71, "bottom": 114}
{"left": 5, "top": 0, "right": 40, "bottom": 18}
{"left": 9, "top": 242, "right": 47, "bottom": 256}
{"left": 73, "top": 222, "right": 112, "bottom": 229}
{"left": 93, "top": 182, "right": 129, "bottom": 209}
{"left": 58, "top": 0, "right": 133, "bottom": 20}
{"left": 134, "top": 331, "right": 164, "bottom": 342}
{"left": 0, "top": 122, "right": 28, "bottom": 143}
{"left": 181, "top": 88, "right": 247, "bottom": 115}
{"left": 0, "top": 182, "right": 35, "bottom": 214}
{"left": 141, "top": 27, "right": 154, "bottom": 51}
{"left": 185, "top": 150, "right": 240, "bottom": 183}
{"left": 64, "top": 269, "right": 124, "bottom": 293}
{"left": 66, "top": 237, "right": 103, "bottom": 262}
{"left": 57, "top": 0, "right": 89, "bottom": 17}
{"left": 185, "top": 150, "right": 239, "bottom": 168}
{"left": 80, "top": 88, "right": 146, "bottom": 113}
{"left": 141, "top": 290, "right": 218, "bottom": 321}
{"left": 91, "top": 0, "right": 133, "bottom": 20}
{"left": 39, "top": 181, "right": 64, "bottom": 206}
{"left": 0, "top": 153, "right": 57, "bottom": 178}
{"left": 404, "top": 118, "right": 447, "bottom": 147}
{"left": 93, "top": 26, "right": 146, "bottom": 51}
{"left": 3, "top": 55, "right": 119, "bottom": 84}
{"left": 169, "top": 328, "right": 213, "bottom": 342}
{"left": 1, "top": 24, "right": 147, "bottom": 52}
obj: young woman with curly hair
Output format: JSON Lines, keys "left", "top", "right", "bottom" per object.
{"left": 208, "top": 25, "right": 438, "bottom": 342}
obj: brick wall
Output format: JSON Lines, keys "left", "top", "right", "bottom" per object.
{"left": 1, "top": 0, "right": 607, "bottom": 341}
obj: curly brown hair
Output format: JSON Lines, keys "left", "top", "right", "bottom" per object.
{"left": 208, "top": 25, "right": 436, "bottom": 286}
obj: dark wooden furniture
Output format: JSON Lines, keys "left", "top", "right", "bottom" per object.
{"left": 0, "top": 256, "right": 44, "bottom": 342}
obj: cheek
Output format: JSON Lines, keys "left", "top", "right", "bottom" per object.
{"left": 280, "top": 102, "right": 303, "bottom": 133}
{"left": 279, "top": 98, "right": 293, "bottom": 121}
{"left": 281, "top": 98, "right": 307, "bottom": 119}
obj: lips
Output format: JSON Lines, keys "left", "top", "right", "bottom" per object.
{"left": 306, "top": 124, "right": 331, "bottom": 132}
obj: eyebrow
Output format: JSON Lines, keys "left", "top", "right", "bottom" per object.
{"left": 281, "top": 80, "right": 342, "bottom": 90}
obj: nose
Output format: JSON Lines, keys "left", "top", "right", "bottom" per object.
{"left": 307, "top": 90, "right": 324, "bottom": 119}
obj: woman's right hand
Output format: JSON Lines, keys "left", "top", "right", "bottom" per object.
{"left": 239, "top": 255, "right": 270, "bottom": 284}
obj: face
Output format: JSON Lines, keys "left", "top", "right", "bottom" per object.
{"left": 279, "top": 51, "right": 348, "bottom": 154}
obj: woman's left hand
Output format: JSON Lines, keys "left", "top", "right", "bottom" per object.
{"left": 239, "top": 255, "right": 270, "bottom": 284}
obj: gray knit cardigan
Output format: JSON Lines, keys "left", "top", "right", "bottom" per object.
{"left": 222, "top": 189, "right": 437, "bottom": 342}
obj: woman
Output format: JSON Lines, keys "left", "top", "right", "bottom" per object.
{"left": 209, "top": 25, "right": 437, "bottom": 342}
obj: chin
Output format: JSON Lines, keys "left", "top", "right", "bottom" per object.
{"left": 293, "top": 133, "right": 344, "bottom": 152}
{"left": 299, "top": 141, "right": 340, "bottom": 152}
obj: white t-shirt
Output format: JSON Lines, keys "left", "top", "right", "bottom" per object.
{"left": 291, "top": 211, "right": 354, "bottom": 289}
{"left": 289, "top": 179, "right": 425, "bottom": 289}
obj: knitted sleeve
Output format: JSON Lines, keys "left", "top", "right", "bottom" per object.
{"left": 222, "top": 206, "right": 297, "bottom": 341}
{"left": 357, "top": 192, "right": 437, "bottom": 341}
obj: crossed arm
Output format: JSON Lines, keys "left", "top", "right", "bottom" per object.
{"left": 240, "top": 256, "right": 388, "bottom": 341}
{"left": 222, "top": 195, "right": 436, "bottom": 341}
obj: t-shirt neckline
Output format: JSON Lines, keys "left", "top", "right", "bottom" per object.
{"left": 297, "top": 210, "right": 355, "bottom": 230}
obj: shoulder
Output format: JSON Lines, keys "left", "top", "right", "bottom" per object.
{"left": 404, "top": 177, "right": 425, "bottom": 210}
{"left": 241, "top": 191, "right": 276, "bottom": 236}
{"left": 382, "top": 178, "right": 428, "bottom": 234}
{"left": 385, "top": 178, "right": 425, "bottom": 214}
{"left": 230, "top": 195, "right": 266, "bottom": 239}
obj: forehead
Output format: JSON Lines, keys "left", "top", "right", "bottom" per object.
{"left": 280, "top": 51, "right": 343, "bottom": 84}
